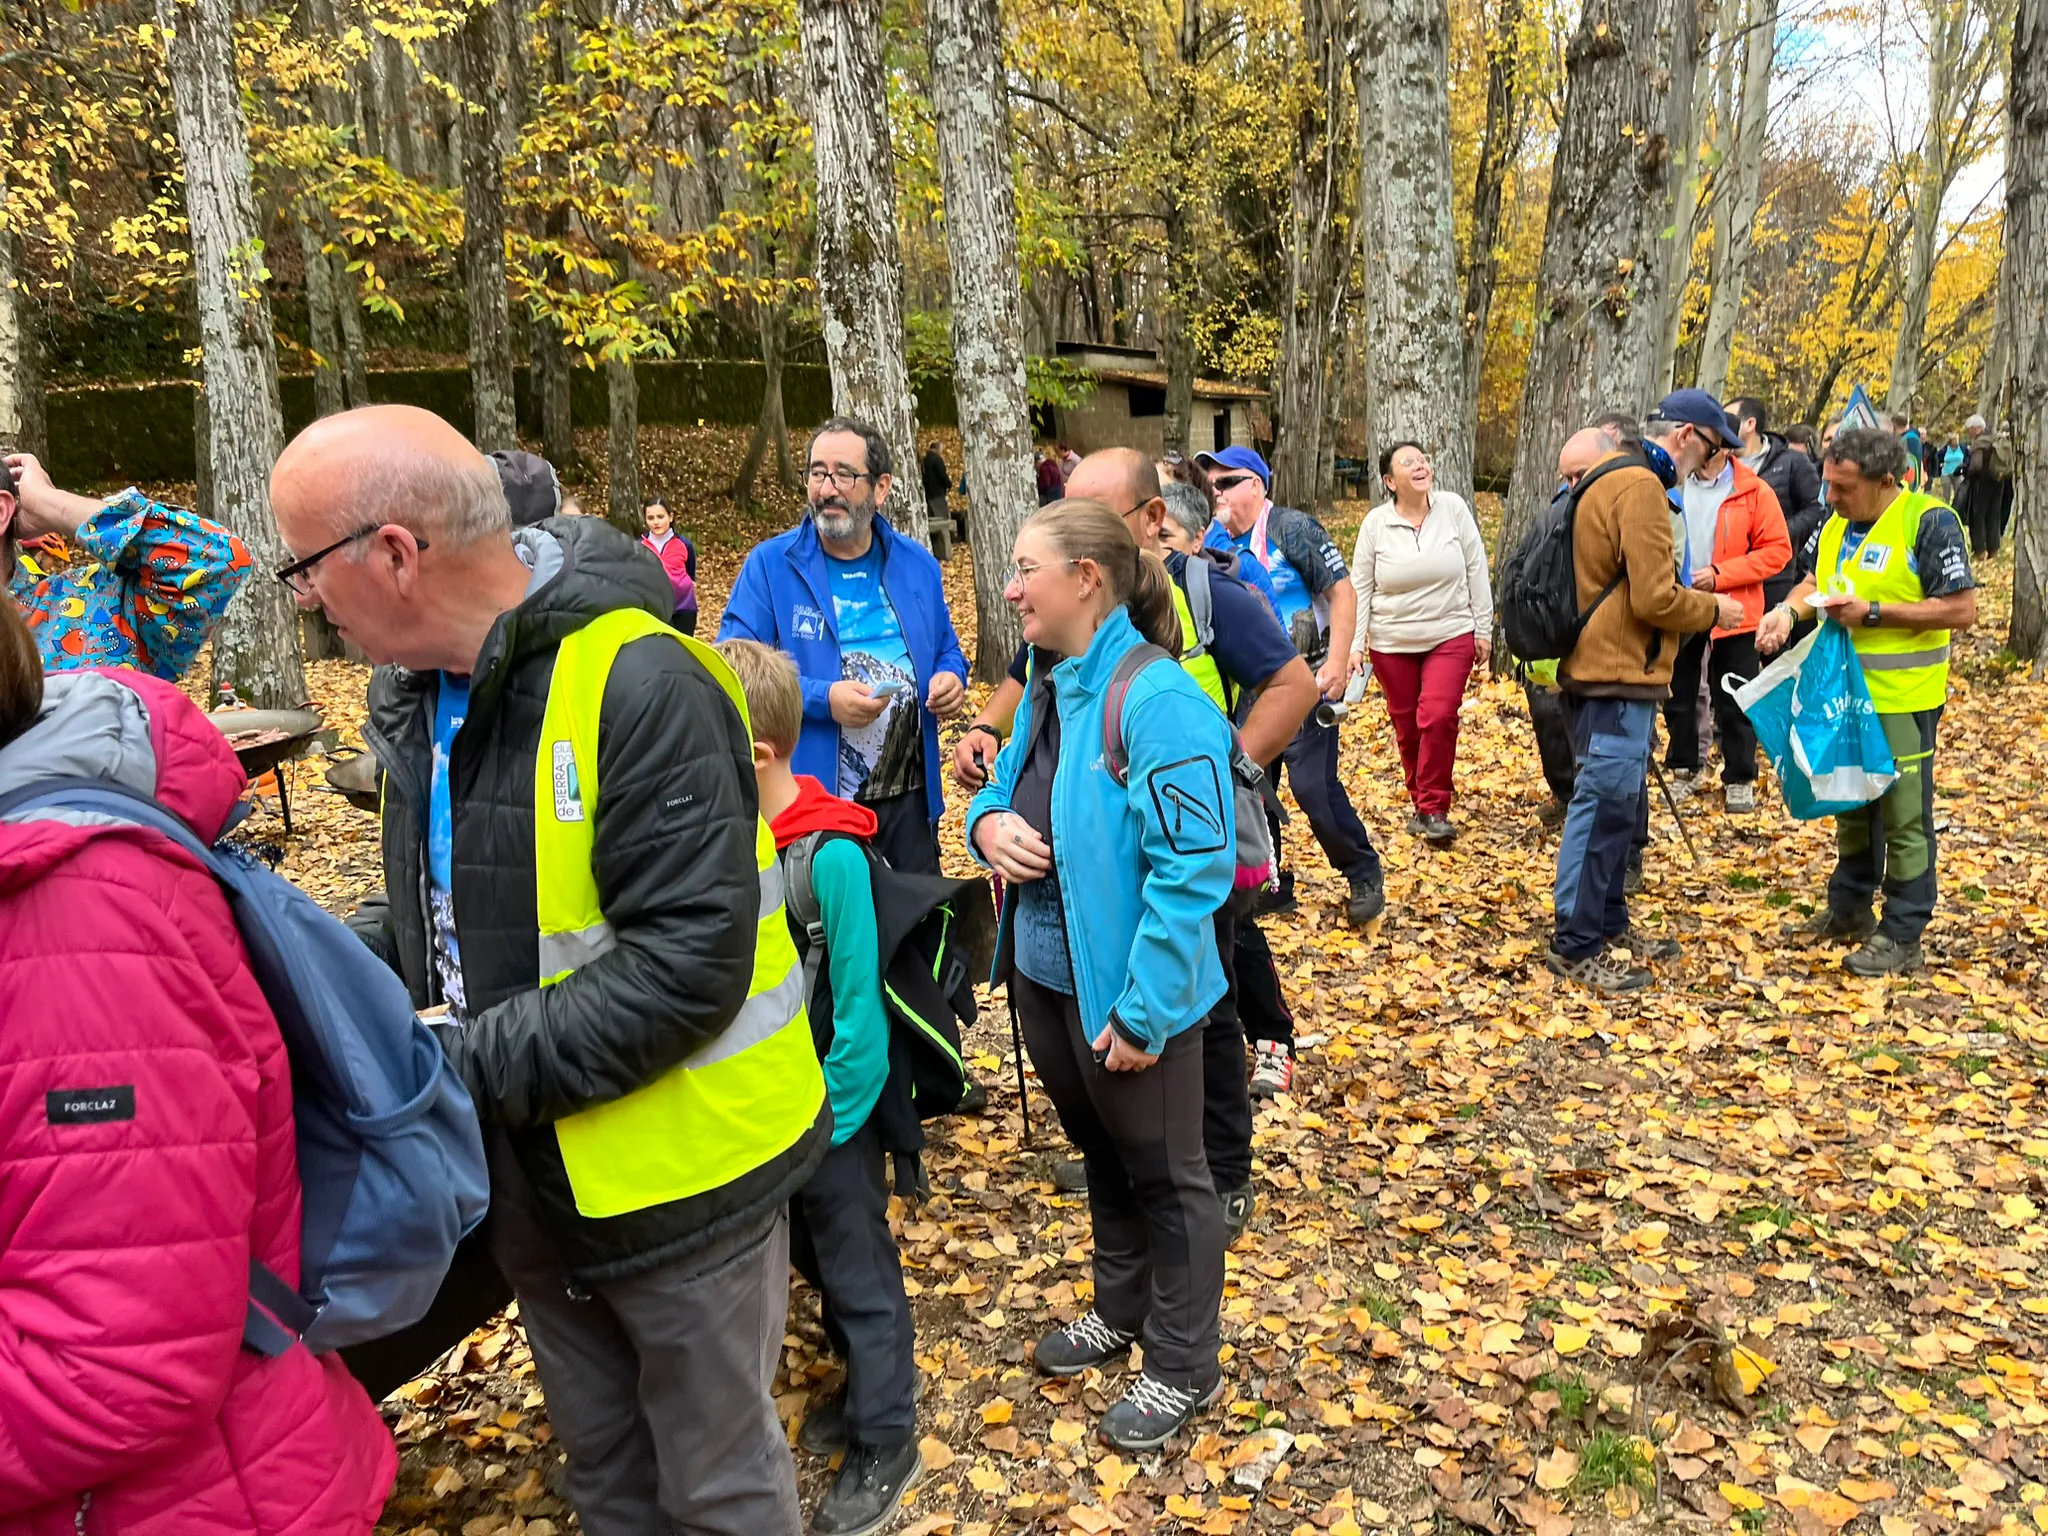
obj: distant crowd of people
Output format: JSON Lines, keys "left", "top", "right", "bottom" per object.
{"left": 0, "top": 374, "right": 2005, "bottom": 1536}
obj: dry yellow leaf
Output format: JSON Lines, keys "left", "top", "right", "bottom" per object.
{"left": 980, "top": 1399, "right": 1012, "bottom": 1425}
{"left": 919, "top": 1437, "right": 956, "bottom": 1473}
{"left": 967, "top": 1463, "right": 1006, "bottom": 1495}
{"left": 1095, "top": 1453, "right": 1136, "bottom": 1496}
{"left": 1720, "top": 1483, "right": 1764, "bottom": 1512}
{"left": 1049, "top": 1417, "right": 1087, "bottom": 1445}
{"left": 1535, "top": 1447, "right": 1579, "bottom": 1490}
{"left": 1551, "top": 1324, "right": 1593, "bottom": 1355}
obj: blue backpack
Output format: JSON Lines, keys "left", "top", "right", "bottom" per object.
{"left": 0, "top": 777, "right": 490, "bottom": 1356}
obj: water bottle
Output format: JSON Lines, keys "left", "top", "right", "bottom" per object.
{"left": 1314, "top": 667, "right": 1370, "bottom": 728}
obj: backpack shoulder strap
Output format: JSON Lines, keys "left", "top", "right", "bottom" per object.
{"left": 0, "top": 776, "right": 217, "bottom": 866}
{"left": 1102, "top": 642, "right": 1175, "bottom": 787}
{"left": 1181, "top": 555, "right": 1214, "bottom": 656}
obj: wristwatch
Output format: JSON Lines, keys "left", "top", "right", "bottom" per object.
{"left": 964, "top": 721, "right": 1003, "bottom": 748}
{"left": 1863, "top": 601, "right": 1883, "bottom": 628}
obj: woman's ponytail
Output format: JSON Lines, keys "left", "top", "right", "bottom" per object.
{"left": 1127, "top": 550, "right": 1183, "bottom": 656}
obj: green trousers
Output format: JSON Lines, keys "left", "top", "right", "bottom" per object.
{"left": 1828, "top": 708, "right": 1941, "bottom": 944}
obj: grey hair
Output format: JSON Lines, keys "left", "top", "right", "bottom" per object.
{"left": 339, "top": 442, "right": 511, "bottom": 555}
{"left": 1966, "top": 413, "right": 1987, "bottom": 432}
{"left": 1160, "top": 480, "right": 1212, "bottom": 544}
{"left": 1823, "top": 426, "right": 1910, "bottom": 483}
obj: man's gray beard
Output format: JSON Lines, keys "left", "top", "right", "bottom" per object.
{"left": 814, "top": 501, "right": 875, "bottom": 543}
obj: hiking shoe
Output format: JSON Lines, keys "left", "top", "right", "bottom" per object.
{"left": 1249, "top": 1039, "right": 1293, "bottom": 1098}
{"left": 1724, "top": 782, "right": 1757, "bottom": 814}
{"left": 1845, "top": 934, "right": 1923, "bottom": 977}
{"left": 1034, "top": 1311, "right": 1137, "bottom": 1377}
{"left": 1052, "top": 1157, "right": 1089, "bottom": 1194}
{"left": 1405, "top": 813, "right": 1430, "bottom": 837}
{"left": 1538, "top": 797, "right": 1570, "bottom": 832}
{"left": 1623, "top": 854, "right": 1644, "bottom": 895}
{"left": 1547, "top": 947, "right": 1653, "bottom": 995}
{"left": 799, "top": 1387, "right": 849, "bottom": 1455}
{"left": 1099, "top": 1371, "right": 1225, "bottom": 1453}
{"left": 1420, "top": 813, "right": 1457, "bottom": 844}
{"left": 810, "top": 1439, "right": 923, "bottom": 1536}
{"left": 955, "top": 1078, "right": 988, "bottom": 1115}
{"left": 1614, "top": 927, "right": 1681, "bottom": 963}
{"left": 1665, "top": 769, "right": 1697, "bottom": 806}
{"left": 1788, "top": 908, "right": 1877, "bottom": 947}
{"left": 1346, "top": 874, "right": 1386, "bottom": 926}
{"left": 1220, "top": 1183, "right": 1255, "bottom": 1244}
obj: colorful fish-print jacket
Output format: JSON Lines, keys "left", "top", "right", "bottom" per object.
{"left": 7, "top": 490, "right": 253, "bottom": 680}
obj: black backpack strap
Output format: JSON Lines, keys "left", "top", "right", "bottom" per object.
{"left": 1564, "top": 456, "right": 1642, "bottom": 635}
{"left": 780, "top": 831, "right": 831, "bottom": 1008}
{"left": 1102, "top": 642, "right": 1174, "bottom": 787}
{"left": 1181, "top": 555, "right": 1213, "bottom": 658}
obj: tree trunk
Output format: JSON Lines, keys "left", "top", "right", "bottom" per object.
{"left": 797, "top": 0, "right": 924, "bottom": 544}
{"left": 1978, "top": 251, "right": 2011, "bottom": 424}
{"left": 1499, "top": 0, "right": 1702, "bottom": 568}
{"left": 0, "top": 215, "right": 48, "bottom": 460}
{"left": 929, "top": 0, "right": 1039, "bottom": 676}
{"left": 1652, "top": 0, "right": 1721, "bottom": 392}
{"left": 2009, "top": 0, "right": 2047, "bottom": 667}
{"left": 1889, "top": 0, "right": 1977, "bottom": 413}
{"left": 1695, "top": 0, "right": 1776, "bottom": 400}
{"left": 332, "top": 247, "right": 371, "bottom": 407}
{"left": 156, "top": 0, "right": 305, "bottom": 706}
{"left": 299, "top": 216, "right": 346, "bottom": 418}
{"left": 1358, "top": 0, "right": 1468, "bottom": 504}
{"left": 460, "top": 0, "right": 517, "bottom": 450}
{"left": 1459, "top": 0, "right": 1528, "bottom": 459}
{"left": 606, "top": 354, "right": 641, "bottom": 529}
{"left": 733, "top": 294, "right": 793, "bottom": 506}
{"left": 1159, "top": 0, "right": 1202, "bottom": 457}
{"left": 531, "top": 9, "right": 576, "bottom": 470}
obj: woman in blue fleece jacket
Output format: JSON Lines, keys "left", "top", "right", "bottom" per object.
{"left": 967, "top": 499, "right": 1234, "bottom": 1454}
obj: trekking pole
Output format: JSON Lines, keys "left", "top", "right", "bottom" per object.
{"left": 1647, "top": 758, "right": 1703, "bottom": 868}
{"left": 1007, "top": 990, "right": 1032, "bottom": 1147}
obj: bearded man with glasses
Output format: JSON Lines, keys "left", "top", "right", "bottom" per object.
{"left": 720, "top": 415, "right": 969, "bottom": 873}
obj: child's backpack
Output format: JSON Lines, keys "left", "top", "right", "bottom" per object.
{"left": 781, "top": 833, "right": 996, "bottom": 1193}
{"left": 0, "top": 777, "right": 490, "bottom": 1356}
{"left": 1498, "top": 454, "right": 1637, "bottom": 668}
{"left": 1102, "top": 643, "right": 1279, "bottom": 893}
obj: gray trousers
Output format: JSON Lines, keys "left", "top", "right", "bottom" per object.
{"left": 488, "top": 1136, "right": 801, "bottom": 1536}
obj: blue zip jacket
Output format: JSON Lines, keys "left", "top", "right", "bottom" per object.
{"left": 719, "top": 514, "right": 968, "bottom": 825}
{"left": 967, "top": 607, "right": 1233, "bottom": 1054}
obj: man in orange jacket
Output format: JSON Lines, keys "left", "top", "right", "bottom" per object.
{"left": 1664, "top": 444, "right": 1792, "bottom": 815}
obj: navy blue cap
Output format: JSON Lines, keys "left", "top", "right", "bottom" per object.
{"left": 1650, "top": 389, "right": 1737, "bottom": 449}
{"left": 1194, "top": 446, "right": 1272, "bottom": 485}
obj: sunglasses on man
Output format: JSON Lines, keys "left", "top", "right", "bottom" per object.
{"left": 1211, "top": 473, "right": 1258, "bottom": 493}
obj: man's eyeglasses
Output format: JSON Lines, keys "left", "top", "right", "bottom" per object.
{"left": 1002, "top": 557, "right": 1081, "bottom": 587}
{"left": 1211, "top": 474, "right": 1257, "bottom": 493}
{"left": 275, "top": 524, "right": 427, "bottom": 595}
{"left": 806, "top": 466, "right": 873, "bottom": 491}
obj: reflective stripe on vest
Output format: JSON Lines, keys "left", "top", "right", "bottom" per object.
{"left": 1815, "top": 490, "right": 1952, "bottom": 713}
{"left": 536, "top": 607, "right": 823, "bottom": 1219}
{"left": 1170, "top": 583, "right": 1229, "bottom": 715}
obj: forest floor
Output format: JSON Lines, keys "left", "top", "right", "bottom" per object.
{"left": 177, "top": 426, "right": 2048, "bottom": 1536}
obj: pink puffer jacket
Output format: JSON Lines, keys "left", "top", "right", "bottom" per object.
{"left": 0, "top": 669, "right": 395, "bottom": 1535}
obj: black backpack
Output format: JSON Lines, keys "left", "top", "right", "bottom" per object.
{"left": 1498, "top": 455, "right": 1640, "bottom": 667}
{"left": 781, "top": 832, "right": 997, "bottom": 1193}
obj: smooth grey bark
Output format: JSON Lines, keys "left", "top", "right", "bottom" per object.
{"left": 606, "top": 354, "right": 641, "bottom": 528}
{"left": 1696, "top": 0, "right": 1777, "bottom": 399}
{"left": 333, "top": 248, "right": 371, "bottom": 407}
{"left": 1499, "top": 0, "right": 1701, "bottom": 567}
{"left": 1158, "top": 0, "right": 1202, "bottom": 456}
{"left": 733, "top": 294, "right": 795, "bottom": 506}
{"left": 1979, "top": 251, "right": 2011, "bottom": 424}
{"left": 1888, "top": 0, "right": 2004, "bottom": 412}
{"left": 1653, "top": 0, "right": 1722, "bottom": 392}
{"left": 1273, "top": 0, "right": 1354, "bottom": 514}
{"left": 929, "top": 0, "right": 1039, "bottom": 674}
{"left": 2010, "top": 0, "right": 2046, "bottom": 666}
{"left": 1459, "top": 0, "right": 1529, "bottom": 457}
{"left": 1358, "top": 0, "right": 1468, "bottom": 504}
{"left": 299, "top": 217, "right": 346, "bottom": 418}
{"left": 461, "top": 0, "right": 518, "bottom": 450}
{"left": 157, "top": 0, "right": 305, "bottom": 706}
{"left": 798, "top": 0, "right": 925, "bottom": 544}
{"left": 532, "top": 8, "right": 576, "bottom": 470}
{"left": 0, "top": 214, "right": 48, "bottom": 460}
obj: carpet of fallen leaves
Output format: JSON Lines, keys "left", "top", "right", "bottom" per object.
{"left": 174, "top": 432, "right": 2048, "bottom": 1536}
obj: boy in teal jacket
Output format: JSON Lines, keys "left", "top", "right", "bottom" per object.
{"left": 718, "top": 639, "right": 922, "bottom": 1536}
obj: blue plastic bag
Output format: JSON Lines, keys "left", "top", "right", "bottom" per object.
{"left": 1727, "top": 621, "right": 1897, "bottom": 820}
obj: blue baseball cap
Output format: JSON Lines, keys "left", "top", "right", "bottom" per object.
{"left": 1195, "top": 446, "right": 1272, "bottom": 485}
{"left": 1650, "top": 389, "right": 1737, "bottom": 449}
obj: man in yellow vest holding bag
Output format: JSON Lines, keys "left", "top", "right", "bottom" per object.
{"left": 271, "top": 406, "right": 827, "bottom": 1535}
{"left": 1758, "top": 426, "right": 1979, "bottom": 977}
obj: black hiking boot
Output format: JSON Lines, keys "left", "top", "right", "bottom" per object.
{"left": 1098, "top": 1371, "right": 1225, "bottom": 1452}
{"left": 1033, "top": 1311, "right": 1137, "bottom": 1377}
{"left": 810, "top": 1439, "right": 923, "bottom": 1536}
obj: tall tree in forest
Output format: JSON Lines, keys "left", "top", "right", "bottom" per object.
{"left": 156, "top": 0, "right": 306, "bottom": 706}
{"left": 1887, "top": 0, "right": 2008, "bottom": 413}
{"left": 1158, "top": 0, "right": 1203, "bottom": 456}
{"left": 798, "top": 0, "right": 925, "bottom": 544}
{"left": 1358, "top": 0, "right": 1467, "bottom": 503}
{"left": 1272, "top": 0, "right": 1354, "bottom": 513}
{"left": 2010, "top": 0, "right": 2046, "bottom": 667}
{"left": 1696, "top": 0, "right": 1777, "bottom": 398}
{"left": 1458, "top": 0, "right": 1530, "bottom": 459}
{"left": 929, "top": 0, "right": 1037, "bottom": 674}
{"left": 461, "top": 0, "right": 518, "bottom": 451}
{"left": 0, "top": 212, "right": 45, "bottom": 459}
{"left": 1652, "top": 0, "right": 1721, "bottom": 393}
{"left": 1499, "top": 0, "right": 1700, "bottom": 565}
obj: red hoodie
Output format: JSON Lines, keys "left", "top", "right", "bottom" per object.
{"left": 769, "top": 774, "right": 878, "bottom": 851}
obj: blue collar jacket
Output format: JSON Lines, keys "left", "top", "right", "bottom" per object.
{"left": 718, "top": 513, "right": 968, "bottom": 826}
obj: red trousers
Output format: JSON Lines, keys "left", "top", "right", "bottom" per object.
{"left": 1370, "top": 632, "right": 1476, "bottom": 817}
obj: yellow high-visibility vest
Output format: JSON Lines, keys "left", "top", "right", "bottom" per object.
{"left": 1814, "top": 490, "right": 1953, "bottom": 714}
{"left": 537, "top": 607, "right": 823, "bottom": 1218}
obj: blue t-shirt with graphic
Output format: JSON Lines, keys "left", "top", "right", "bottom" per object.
{"left": 429, "top": 673, "right": 471, "bottom": 1018}
{"left": 827, "top": 542, "right": 914, "bottom": 798}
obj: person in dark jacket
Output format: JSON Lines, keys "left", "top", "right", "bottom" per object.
{"left": 1726, "top": 397, "right": 1827, "bottom": 603}
{"left": 270, "top": 405, "right": 827, "bottom": 1536}
{"left": 921, "top": 441, "right": 952, "bottom": 542}
{"left": 1954, "top": 414, "right": 2014, "bottom": 557}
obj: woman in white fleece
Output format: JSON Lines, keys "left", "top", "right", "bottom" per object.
{"left": 1347, "top": 442, "right": 1493, "bottom": 845}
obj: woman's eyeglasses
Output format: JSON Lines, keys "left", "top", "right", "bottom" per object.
{"left": 1002, "top": 557, "right": 1081, "bottom": 587}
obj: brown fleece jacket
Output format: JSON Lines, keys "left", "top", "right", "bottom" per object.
{"left": 1559, "top": 452, "right": 1721, "bottom": 699}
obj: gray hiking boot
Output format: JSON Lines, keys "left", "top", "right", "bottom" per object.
{"left": 1614, "top": 927, "right": 1681, "bottom": 963}
{"left": 1788, "top": 908, "right": 1877, "bottom": 947}
{"left": 1845, "top": 933, "right": 1923, "bottom": 977}
{"left": 1547, "top": 947, "right": 1653, "bottom": 995}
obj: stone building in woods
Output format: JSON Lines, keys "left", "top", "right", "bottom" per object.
{"left": 1043, "top": 342, "right": 1266, "bottom": 459}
